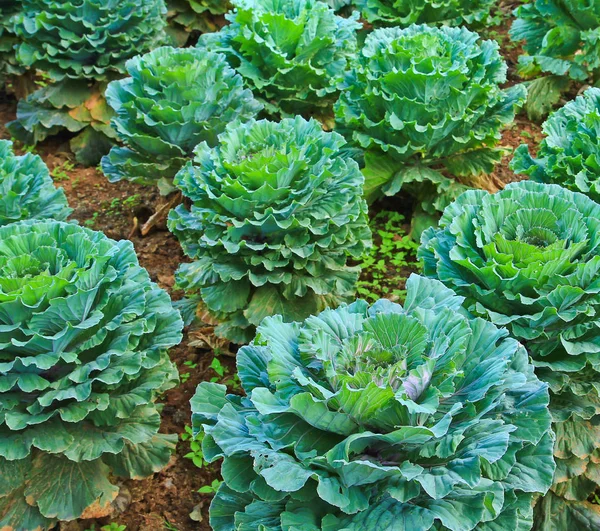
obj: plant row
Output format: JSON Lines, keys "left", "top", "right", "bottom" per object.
{"left": 2, "top": 0, "right": 600, "bottom": 530}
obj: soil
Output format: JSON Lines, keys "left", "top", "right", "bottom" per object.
{"left": 0, "top": 3, "right": 564, "bottom": 528}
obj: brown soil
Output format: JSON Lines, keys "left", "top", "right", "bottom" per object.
{"left": 0, "top": 5, "right": 555, "bottom": 527}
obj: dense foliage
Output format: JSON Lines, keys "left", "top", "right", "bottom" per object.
{"left": 0, "top": 140, "right": 71, "bottom": 225}
{"left": 168, "top": 117, "right": 371, "bottom": 344}
{"left": 198, "top": 0, "right": 360, "bottom": 120}
{"left": 166, "top": 0, "right": 231, "bottom": 44}
{"left": 0, "top": 0, "right": 22, "bottom": 86}
{"left": 8, "top": 0, "right": 168, "bottom": 165}
{"left": 512, "top": 87, "right": 600, "bottom": 203}
{"left": 16, "top": 0, "right": 167, "bottom": 81}
{"left": 0, "top": 220, "right": 183, "bottom": 530}
{"left": 511, "top": 0, "right": 600, "bottom": 82}
{"left": 192, "top": 274, "right": 555, "bottom": 531}
{"left": 102, "top": 46, "right": 262, "bottom": 192}
{"left": 355, "top": 0, "right": 496, "bottom": 27}
{"left": 335, "top": 25, "right": 525, "bottom": 228}
{"left": 419, "top": 181, "right": 600, "bottom": 528}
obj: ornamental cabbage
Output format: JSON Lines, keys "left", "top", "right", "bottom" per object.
{"left": 510, "top": 0, "right": 600, "bottom": 120}
{"left": 512, "top": 87, "right": 600, "bottom": 203}
{"left": 0, "top": 0, "right": 22, "bottom": 86}
{"left": 0, "top": 220, "right": 183, "bottom": 530}
{"left": 168, "top": 117, "right": 371, "bottom": 344}
{"left": 191, "top": 274, "right": 555, "bottom": 531}
{"left": 101, "top": 46, "right": 262, "bottom": 192}
{"left": 0, "top": 140, "right": 71, "bottom": 225}
{"left": 8, "top": 0, "right": 168, "bottom": 165}
{"left": 166, "top": 0, "right": 231, "bottom": 44}
{"left": 15, "top": 0, "right": 166, "bottom": 82}
{"left": 197, "top": 0, "right": 360, "bottom": 120}
{"left": 334, "top": 25, "right": 525, "bottom": 225}
{"left": 419, "top": 181, "right": 600, "bottom": 529}
{"left": 355, "top": 0, "right": 496, "bottom": 27}
{"left": 510, "top": 0, "right": 600, "bottom": 82}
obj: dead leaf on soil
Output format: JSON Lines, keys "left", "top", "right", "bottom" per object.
{"left": 79, "top": 493, "right": 117, "bottom": 519}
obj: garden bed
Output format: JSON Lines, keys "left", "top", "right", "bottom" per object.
{"left": 0, "top": 1, "right": 585, "bottom": 529}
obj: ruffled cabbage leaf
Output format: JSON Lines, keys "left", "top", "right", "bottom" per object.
{"left": 355, "top": 0, "right": 496, "bottom": 27}
{"left": 510, "top": 0, "right": 600, "bottom": 119}
{"left": 0, "top": 139, "right": 71, "bottom": 225}
{"left": 512, "top": 87, "right": 600, "bottom": 203}
{"left": 102, "top": 46, "right": 262, "bottom": 192}
{"left": 8, "top": 0, "right": 168, "bottom": 165}
{"left": 168, "top": 117, "right": 371, "bottom": 343}
{"left": 334, "top": 24, "right": 525, "bottom": 230}
{"left": 419, "top": 181, "right": 600, "bottom": 530}
{"left": 191, "top": 274, "right": 555, "bottom": 531}
{"left": 197, "top": 0, "right": 360, "bottom": 122}
{"left": 0, "top": 220, "right": 183, "bottom": 530}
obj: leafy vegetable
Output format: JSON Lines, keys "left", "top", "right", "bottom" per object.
{"left": 355, "top": 0, "right": 496, "bottom": 27}
{"left": 512, "top": 87, "right": 600, "bottom": 203}
{"left": 334, "top": 25, "right": 525, "bottom": 229}
{"left": 8, "top": 0, "right": 168, "bottom": 165}
{"left": 509, "top": 0, "right": 600, "bottom": 120}
{"left": 166, "top": 0, "right": 231, "bottom": 45}
{"left": 168, "top": 117, "right": 371, "bottom": 344}
{"left": 0, "top": 139, "right": 71, "bottom": 225}
{"left": 197, "top": 0, "right": 360, "bottom": 121}
{"left": 0, "top": 0, "right": 23, "bottom": 86}
{"left": 0, "top": 220, "right": 183, "bottom": 530}
{"left": 191, "top": 274, "right": 555, "bottom": 531}
{"left": 510, "top": 0, "right": 600, "bottom": 83}
{"left": 102, "top": 46, "right": 262, "bottom": 193}
{"left": 419, "top": 181, "right": 600, "bottom": 529}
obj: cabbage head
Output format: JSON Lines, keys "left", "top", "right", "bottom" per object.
{"left": 168, "top": 117, "right": 371, "bottom": 344}
{"left": 197, "top": 0, "right": 360, "bottom": 121}
{"left": 355, "top": 0, "right": 496, "bottom": 27}
{"left": 191, "top": 274, "right": 555, "bottom": 531}
{"left": 334, "top": 25, "right": 525, "bottom": 226}
{"left": 0, "top": 139, "right": 71, "bottom": 225}
{"left": 0, "top": 220, "right": 183, "bottom": 530}
{"left": 512, "top": 87, "right": 600, "bottom": 204}
{"left": 101, "top": 46, "right": 262, "bottom": 193}
{"left": 15, "top": 0, "right": 167, "bottom": 82}
{"left": 8, "top": 0, "right": 168, "bottom": 165}
{"left": 419, "top": 181, "right": 600, "bottom": 529}
{"left": 510, "top": 0, "right": 600, "bottom": 83}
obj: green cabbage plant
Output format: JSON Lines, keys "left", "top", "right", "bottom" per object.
{"left": 0, "top": 220, "right": 183, "bottom": 530}
{"left": 197, "top": 0, "right": 360, "bottom": 121}
{"left": 8, "top": 0, "right": 167, "bottom": 165}
{"left": 0, "top": 0, "right": 22, "bottom": 87}
{"left": 0, "top": 139, "right": 71, "bottom": 225}
{"left": 512, "top": 87, "right": 600, "bottom": 203}
{"left": 168, "top": 117, "right": 371, "bottom": 344}
{"left": 166, "top": 0, "right": 231, "bottom": 45}
{"left": 510, "top": 0, "right": 600, "bottom": 120}
{"left": 101, "top": 46, "right": 262, "bottom": 193}
{"left": 419, "top": 181, "right": 600, "bottom": 529}
{"left": 355, "top": 0, "right": 496, "bottom": 27}
{"left": 511, "top": 0, "right": 600, "bottom": 81}
{"left": 191, "top": 274, "right": 555, "bottom": 531}
{"left": 334, "top": 25, "right": 525, "bottom": 230}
